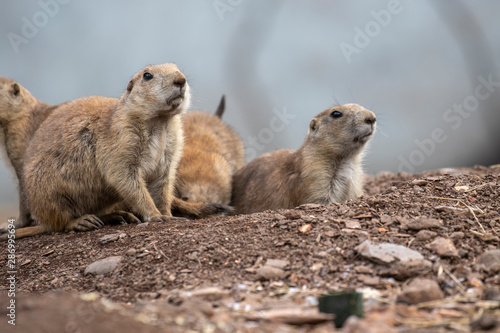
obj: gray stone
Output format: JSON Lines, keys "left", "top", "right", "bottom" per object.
{"left": 100, "top": 233, "right": 120, "bottom": 244}
{"left": 415, "top": 230, "right": 437, "bottom": 241}
{"left": 84, "top": 256, "right": 123, "bottom": 275}
{"left": 284, "top": 211, "right": 302, "bottom": 220}
{"left": 397, "top": 278, "right": 444, "bottom": 304}
{"left": 475, "top": 250, "right": 500, "bottom": 274}
{"left": 426, "top": 237, "right": 458, "bottom": 257}
{"left": 345, "top": 220, "right": 361, "bottom": 229}
{"left": 356, "top": 240, "right": 424, "bottom": 264}
{"left": 380, "top": 259, "right": 432, "bottom": 280}
{"left": 403, "top": 218, "right": 442, "bottom": 231}
{"left": 411, "top": 179, "right": 429, "bottom": 186}
{"left": 265, "top": 259, "right": 289, "bottom": 269}
{"left": 186, "top": 287, "right": 230, "bottom": 302}
{"left": 380, "top": 215, "right": 393, "bottom": 224}
{"left": 125, "top": 248, "right": 137, "bottom": 256}
{"left": 471, "top": 314, "right": 499, "bottom": 331}
{"left": 450, "top": 231, "right": 465, "bottom": 240}
{"left": 255, "top": 266, "right": 287, "bottom": 280}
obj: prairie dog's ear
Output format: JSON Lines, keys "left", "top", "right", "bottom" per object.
{"left": 309, "top": 118, "right": 318, "bottom": 132}
{"left": 215, "top": 94, "right": 225, "bottom": 118}
{"left": 127, "top": 80, "right": 134, "bottom": 92}
{"left": 11, "top": 83, "right": 20, "bottom": 96}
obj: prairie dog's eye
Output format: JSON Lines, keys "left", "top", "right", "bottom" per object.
{"left": 143, "top": 72, "right": 153, "bottom": 80}
{"left": 330, "top": 110, "right": 342, "bottom": 119}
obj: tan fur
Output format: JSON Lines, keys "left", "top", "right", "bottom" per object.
{"left": 231, "top": 103, "right": 376, "bottom": 214}
{"left": 175, "top": 103, "right": 244, "bottom": 207}
{"left": 171, "top": 197, "right": 232, "bottom": 218}
{"left": 13, "top": 64, "right": 190, "bottom": 239}
{"left": 0, "top": 78, "right": 63, "bottom": 228}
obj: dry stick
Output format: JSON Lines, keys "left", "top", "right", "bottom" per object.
{"left": 417, "top": 295, "right": 500, "bottom": 310}
{"left": 428, "top": 196, "right": 486, "bottom": 234}
{"left": 464, "top": 183, "right": 488, "bottom": 193}
{"left": 399, "top": 318, "right": 468, "bottom": 330}
{"left": 441, "top": 266, "right": 466, "bottom": 294}
{"left": 152, "top": 242, "right": 168, "bottom": 260}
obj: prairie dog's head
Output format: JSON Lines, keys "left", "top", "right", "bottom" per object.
{"left": 122, "top": 63, "right": 191, "bottom": 117}
{"left": 0, "top": 77, "right": 37, "bottom": 124}
{"left": 176, "top": 179, "right": 230, "bottom": 206}
{"left": 176, "top": 153, "right": 232, "bottom": 205}
{"left": 306, "top": 103, "right": 376, "bottom": 158}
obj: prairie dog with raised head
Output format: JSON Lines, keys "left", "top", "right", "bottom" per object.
{"left": 0, "top": 78, "right": 63, "bottom": 228}
{"left": 175, "top": 95, "right": 244, "bottom": 208}
{"left": 231, "top": 103, "right": 376, "bottom": 214}
{"left": 13, "top": 63, "right": 189, "bottom": 239}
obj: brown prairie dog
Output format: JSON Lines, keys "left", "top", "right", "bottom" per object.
{"left": 14, "top": 63, "right": 190, "bottom": 239}
{"left": 175, "top": 95, "right": 244, "bottom": 206}
{"left": 231, "top": 103, "right": 376, "bottom": 214}
{"left": 0, "top": 78, "right": 63, "bottom": 228}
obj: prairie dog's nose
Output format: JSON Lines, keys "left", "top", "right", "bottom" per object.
{"left": 173, "top": 72, "right": 186, "bottom": 88}
{"left": 364, "top": 113, "right": 376, "bottom": 125}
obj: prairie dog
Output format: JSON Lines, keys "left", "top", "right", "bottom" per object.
{"left": 231, "top": 103, "right": 376, "bottom": 214}
{"left": 0, "top": 78, "right": 62, "bottom": 228}
{"left": 14, "top": 63, "right": 190, "bottom": 239}
{"left": 175, "top": 96, "right": 244, "bottom": 207}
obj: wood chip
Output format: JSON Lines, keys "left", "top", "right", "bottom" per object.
{"left": 299, "top": 224, "right": 311, "bottom": 233}
{"left": 245, "top": 308, "right": 333, "bottom": 325}
{"left": 454, "top": 185, "right": 469, "bottom": 192}
{"left": 20, "top": 259, "right": 32, "bottom": 266}
{"left": 353, "top": 214, "right": 372, "bottom": 219}
{"left": 411, "top": 179, "right": 429, "bottom": 186}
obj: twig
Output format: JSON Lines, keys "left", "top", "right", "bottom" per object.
{"left": 398, "top": 317, "right": 468, "bottom": 329}
{"left": 464, "top": 183, "right": 488, "bottom": 193}
{"left": 428, "top": 196, "right": 486, "bottom": 234}
{"left": 442, "top": 266, "right": 466, "bottom": 294}
{"left": 152, "top": 242, "right": 168, "bottom": 260}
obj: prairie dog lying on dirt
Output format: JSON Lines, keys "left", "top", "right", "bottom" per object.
{"left": 231, "top": 103, "right": 376, "bottom": 214}
{"left": 10, "top": 64, "right": 189, "bottom": 239}
{"left": 175, "top": 95, "right": 244, "bottom": 209}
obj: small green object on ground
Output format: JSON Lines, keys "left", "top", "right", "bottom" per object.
{"left": 318, "top": 291, "right": 363, "bottom": 328}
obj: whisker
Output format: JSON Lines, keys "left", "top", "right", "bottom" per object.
{"left": 330, "top": 88, "right": 341, "bottom": 106}
{"left": 376, "top": 127, "right": 389, "bottom": 138}
{"left": 346, "top": 85, "right": 358, "bottom": 102}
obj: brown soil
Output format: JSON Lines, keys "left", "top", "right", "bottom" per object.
{"left": 1, "top": 165, "right": 499, "bottom": 332}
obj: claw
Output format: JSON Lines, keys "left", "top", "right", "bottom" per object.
{"left": 165, "top": 216, "right": 189, "bottom": 222}
{"left": 100, "top": 211, "right": 141, "bottom": 225}
{"left": 72, "top": 214, "right": 104, "bottom": 232}
{"left": 149, "top": 215, "right": 175, "bottom": 223}
{"left": 119, "top": 211, "right": 141, "bottom": 224}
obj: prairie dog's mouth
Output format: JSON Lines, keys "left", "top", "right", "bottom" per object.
{"left": 354, "top": 129, "right": 374, "bottom": 143}
{"left": 167, "top": 92, "right": 184, "bottom": 106}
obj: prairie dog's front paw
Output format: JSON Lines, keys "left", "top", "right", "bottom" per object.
{"left": 149, "top": 215, "right": 173, "bottom": 223}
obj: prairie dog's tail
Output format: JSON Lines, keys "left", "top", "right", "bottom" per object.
{"left": 215, "top": 95, "right": 225, "bottom": 118}
{"left": 0, "top": 225, "right": 45, "bottom": 241}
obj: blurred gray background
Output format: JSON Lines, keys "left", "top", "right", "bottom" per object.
{"left": 1, "top": 1, "right": 499, "bottom": 222}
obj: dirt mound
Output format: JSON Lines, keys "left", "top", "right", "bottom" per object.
{"left": 1, "top": 165, "right": 499, "bottom": 332}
